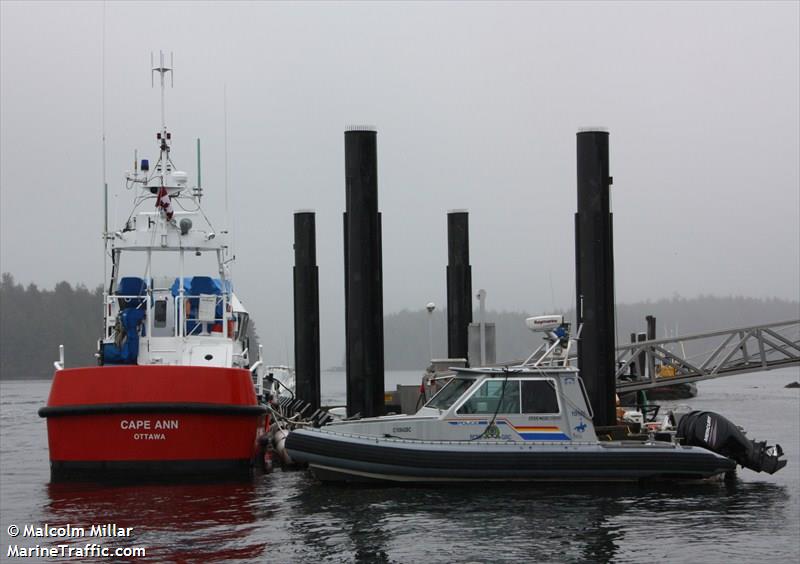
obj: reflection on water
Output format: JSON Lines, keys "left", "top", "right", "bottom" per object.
{"left": 36, "top": 475, "right": 792, "bottom": 563}
{"left": 45, "top": 481, "right": 268, "bottom": 562}
{"left": 282, "top": 478, "right": 792, "bottom": 563}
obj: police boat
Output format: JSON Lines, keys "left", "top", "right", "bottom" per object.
{"left": 285, "top": 316, "right": 786, "bottom": 483}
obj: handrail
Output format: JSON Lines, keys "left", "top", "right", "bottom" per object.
{"left": 104, "top": 292, "right": 236, "bottom": 337}
{"left": 615, "top": 319, "right": 799, "bottom": 350}
{"left": 615, "top": 319, "right": 800, "bottom": 392}
{"left": 53, "top": 344, "right": 64, "bottom": 371}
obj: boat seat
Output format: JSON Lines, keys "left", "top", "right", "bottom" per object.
{"left": 117, "top": 277, "right": 147, "bottom": 309}
{"left": 170, "top": 277, "right": 194, "bottom": 297}
{"left": 189, "top": 276, "right": 221, "bottom": 297}
{"left": 185, "top": 276, "right": 223, "bottom": 335}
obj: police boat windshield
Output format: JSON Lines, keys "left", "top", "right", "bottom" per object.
{"left": 424, "top": 377, "right": 474, "bottom": 411}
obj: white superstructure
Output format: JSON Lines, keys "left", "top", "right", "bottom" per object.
{"left": 98, "top": 52, "right": 250, "bottom": 370}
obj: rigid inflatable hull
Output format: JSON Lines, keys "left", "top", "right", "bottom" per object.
{"left": 286, "top": 429, "right": 737, "bottom": 483}
{"left": 39, "top": 366, "right": 266, "bottom": 480}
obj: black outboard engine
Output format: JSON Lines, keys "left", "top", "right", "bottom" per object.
{"left": 677, "top": 411, "right": 787, "bottom": 474}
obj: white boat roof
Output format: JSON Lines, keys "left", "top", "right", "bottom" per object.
{"left": 452, "top": 366, "right": 578, "bottom": 376}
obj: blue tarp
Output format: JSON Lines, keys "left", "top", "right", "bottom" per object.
{"left": 171, "top": 277, "right": 232, "bottom": 334}
{"left": 185, "top": 277, "right": 224, "bottom": 334}
{"left": 102, "top": 308, "right": 145, "bottom": 364}
{"left": 117, "top": 277, "right": 147, "bottom": 309}
{"left": 170, "top": 277, "right": 194, "bottom": 297}
{"left": 170, "top": 276, "right": 232, "bottom": 297}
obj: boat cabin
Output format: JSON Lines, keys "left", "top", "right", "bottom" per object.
{"left": 98, "top": 173, "right": 250, "bottom": 369}
{"left": 101, "top": 273, "right": 250, "bottom": 368}
{"left": 328, "top": 367, "right": 598, "bottom": 443}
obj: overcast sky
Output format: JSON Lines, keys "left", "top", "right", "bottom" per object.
{"left": 1, "top": 1, "right": 798, "bottom": 365}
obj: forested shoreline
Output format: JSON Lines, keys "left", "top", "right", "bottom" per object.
{"left": 383, "top": 295, "right": 800, "bottom": 369}
{"left": 1, "top": 274, "right": 103, "bottom": 380}
{"left": 1, "top": 272, "right": 798, "bottom": 378}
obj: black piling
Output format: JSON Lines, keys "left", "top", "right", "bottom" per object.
{"left": 446, "top": 210, "right": 472, "bottom": 362}
{"left": 574, "top": 129, "right": 616, "bottom": 427}
{"left": 635, "top": 330, "right": 649, "bottom": 408}
{"left": 646, "top": 315, "right": 656, "bottom": 341}
{"left": 293, "top": 211, "right": 320, "bottom": 412}
{"left": 637, "top": 332, "right": 647, "bottom": 380}
{"left": 629, "top": 333, "right": 638, "bottom": 376}
{"left": 343, "top": 127, "right": 385, "bottom": 418}
{"left": 646, "top": 315, "right": 657, "bottom": 381}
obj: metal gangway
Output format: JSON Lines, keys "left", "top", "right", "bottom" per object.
{"left": 615, "top": 319, "right": 800, "bottom": 393}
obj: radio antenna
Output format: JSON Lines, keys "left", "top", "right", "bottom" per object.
{"left": 223, "top": 84, "right": 233, "bottom": 264}
{"left": 194, "top": 138, "right": 203, "bottom": 199}
{"left": 151, "top": 50, "right": 173, "bottom": 134}
{"left": 102, "top": 1, "right": 109, "bottom": 295}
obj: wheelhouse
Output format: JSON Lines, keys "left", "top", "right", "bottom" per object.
{"left": 424, "top": 371, "right": 567, "bottom": 417}
{"left": 98, "top": 177, "right": 249, "bottom": 369}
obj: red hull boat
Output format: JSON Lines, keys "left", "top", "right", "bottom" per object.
{"left": 40, "top": 366, "right": 265, "bottom": 479}
{"left": 39, "top": 54, "right": 268, "bottom": 480}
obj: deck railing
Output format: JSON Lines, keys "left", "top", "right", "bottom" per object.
{"left": 615, "top": 319, "right": 800, "bottom": 392}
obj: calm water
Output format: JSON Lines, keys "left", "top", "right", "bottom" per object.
{"left": 1, "top": 369, "right": 798, "bottom": 563}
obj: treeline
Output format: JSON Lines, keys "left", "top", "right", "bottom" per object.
{"left": 1, "top": 273, "right": 103, "bottom": 379}
{"left": 1, "top": 272, "right": 798, "bottom": 377}
{"left": 0, "top": 274, "right": 264, "bottom": 380}
{"left": 383, "top": 296, "right": 800, "bottom": 369}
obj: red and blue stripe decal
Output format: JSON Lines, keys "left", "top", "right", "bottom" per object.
{"left": 513, "top": 425, "right": 571, "bottom": 441}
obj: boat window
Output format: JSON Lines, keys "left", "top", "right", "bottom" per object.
{"left": 154, "top": 298, "right": 167, "bottom": 327}
{"left": 457, "top": 380, "right": 521, "bottom": 415}
{"left": 236, "top": 312, "right": 249, "bottom": 340}
{"left": 521, "top": 380, "right": 559, "bottom": 414}
{"left": 425, "top": 377, "right": 474, "bottom": 410}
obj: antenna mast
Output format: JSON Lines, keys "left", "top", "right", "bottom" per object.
{"left": 223, "top": 84, "right": 233, "bottom": 266}
{"left": 102, "top": 1, "right": 108, "bottom": 294}
{"left": 151, "top": 51, "right": 173, "bottom": 136}
{"left": 194, "top": 138, "right": 203, "bottom": 199}
{"left": 150, "top": 51, "right": 174, "bottom": 188}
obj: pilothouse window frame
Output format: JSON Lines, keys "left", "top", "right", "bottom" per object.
{"left": 456, "top": 380, "right": 522, "bottom": 415}
{"left": 452, "top": 375, "right": 562, "bottom": 416}
{"left": 520, "top": 379, "right": 561, "bottom": 416}
{"left": 424, "top": 377, "right": 477, "bottom": 411}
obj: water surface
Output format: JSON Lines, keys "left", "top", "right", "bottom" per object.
{"left": 2, "top": 369, "right": 798, "bottom": 562}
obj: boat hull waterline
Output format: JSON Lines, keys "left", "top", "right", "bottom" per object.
{"left": 40, "top": 366, "right": 266, "bottom": 480}
{"left": 286, "top": 428, "right": 736, "bottom": 483}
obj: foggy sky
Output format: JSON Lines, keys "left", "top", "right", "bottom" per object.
{"left": 1, "top": 1, "right": 798, "bottom": 366}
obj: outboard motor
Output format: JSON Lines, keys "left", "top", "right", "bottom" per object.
{"left": 677, "top": 411, "right": 786, "bottom": 474}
